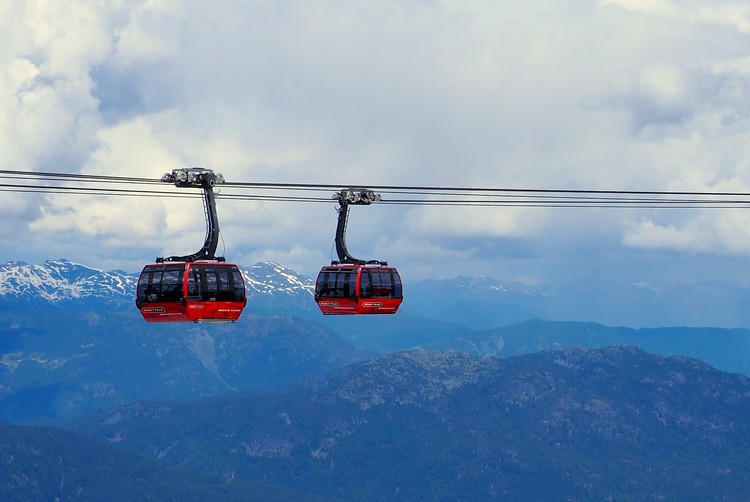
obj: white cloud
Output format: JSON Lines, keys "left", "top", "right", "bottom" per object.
{"left": 0, "top": 1, "right": 114, "bottom": 162}
{"left": 407, "top": 206, "right": 545, "bottom": 239}
{"left": 698, "top": 5, "right": 750, "bottom": 34}
{"left": 601, "top": 0, "right": 750, "bottom": 34}
{"left": 623, "top": 219, "right": 711, "bottom": 252}
{"left": 623, "top": 209, "right": 750, "bottom": 255}
{"left": 600, "top": 0, "right": 678, "bottom": 16}
{"left": 607, "top": 63, "right": 699, "bottom": 128}
{"left": 2, "top": 0, "right": 750, "bottom": 285}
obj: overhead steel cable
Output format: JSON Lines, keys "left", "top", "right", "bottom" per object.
{"left": 225, "top": 180, "right": 750, "bottom": 198}
{"left": 0, "top": 169, "right": 160, "bottom": 185}
{"left": 377, "top": 199, "right": 750, "bottom": 207}
{"left": 3, "top": 180, "right": 747, "bottom": 206}
{"left": 0, "top": 183, "right": 200, "bottom": 198}
{"left": 217, "top": 193, "right": 333, "bottom": 203}
{"left": 3, "top": 168, "right": 750, "bottom": 196}
{"left": 3, "top": 182, "right": 747, "bottom": 208}
{"left": 375, "top": 189, "right": 748, "bottom": 203}
{"left": 2, "top": 168, "right": 750, "bottom": 208}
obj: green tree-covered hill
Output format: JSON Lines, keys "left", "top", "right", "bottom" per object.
{"left": 0, "top": 422, "right": 326, "bottom": 501}
{"left": 68, "top": 347, "right": 750, "bottom": 500}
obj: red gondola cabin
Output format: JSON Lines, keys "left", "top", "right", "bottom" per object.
{"left": 136, "top": 262, "right": 246, "bottom": 323}
{"left": 315, "top": 265, "right": 402, "bottom": 315}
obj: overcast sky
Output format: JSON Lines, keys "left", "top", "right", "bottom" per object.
{"left": 2, "top": 0, "right": 750, "bottom": 285}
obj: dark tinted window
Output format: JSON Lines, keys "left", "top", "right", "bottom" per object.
{"left": 205, "top": 267, "right": 219, "bottom": 299}
{"left": 392, "top": 270, "right": 403, "bottom": 298}
{"left": 231, "top": 267, "right": 246, "bottom": 302}
{"left": 371, "top": 269, "right": 393, "bottom": 298}
{"left": 136, "top": 264, "right": 186, "bottom": 303}
{"left": 368, "top": 269, "right": 403, "bottom": 299}
{"left": 187, "top": 264, "right": 246, "bottom": 302}
{"left": 315, "top": 269, "right": 357, "bottom": 298}
{"left": 359, "top": 270, "right": 372, "bottom": 297}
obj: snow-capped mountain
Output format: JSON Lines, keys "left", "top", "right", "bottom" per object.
{"left": 412, "top": 275, "right": 543, "bottom": 297}
{"left": 0, "top": 259, "right": 314, "bottom": 304}
{"left": 4, "top": 258, "right": 750, "bottom": 330}
{"left": 242, "top": 262, "right": 314, "bottom": 296}
{"left": 0, "top": 259, "right": 136, "bottom": 301}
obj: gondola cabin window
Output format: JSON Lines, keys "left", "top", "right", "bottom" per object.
{"left": 360, "top": 268, "right": 403, "bottom": 298}
{"left": 187, "top": 264, "right": 246, "bottom": 302}
{"left": 316, "top": 268, "right": 357, "bottom": 298}
{"left": 136, "top": 264, "right": 186, "bottom": 303}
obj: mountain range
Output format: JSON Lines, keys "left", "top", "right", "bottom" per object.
{"left": 3, "top": 258, "right": 750, "bottom": 423}
{"left": 4, "top": 259, "right": 750, "bottom": 329}
{"left": 9, "top": 346, "right": 750, "bottom": 500}
{"left": 64, "top": 346, "right": 750, "bottom": 501}
{"left": 3, "top": 259, "right": 750, "bottom": 499}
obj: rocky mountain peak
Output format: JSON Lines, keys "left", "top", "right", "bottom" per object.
{"left": 0, "top": 258, "right": 135, "bottom": 301}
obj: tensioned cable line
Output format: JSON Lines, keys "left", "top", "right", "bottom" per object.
{"left": 0, "top": 169, "right": 161, "bottom": 185}
{"left": 1, "top": 168, "right": 746, "bottom": 197}
{"left": 1, "top": 168, "right": 749, "bottom": 208}
{"left": 3, "top": 168, "right": 749, "bottom": 196}
{"left": 2, "top": 183, "right": 746, "bottom": 207}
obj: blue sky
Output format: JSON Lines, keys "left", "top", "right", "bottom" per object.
{"left": 2, "top": 0, "right": 750, "bottom": 284}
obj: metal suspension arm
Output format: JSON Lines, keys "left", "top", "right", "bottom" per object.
{"left": 332, "top": 189, "right": 386, "bottom": 266}
{"left": 334, "top": 201, "right": 361, "bottom": 264}
{"left": 158, "top": 168, "right": 225, "bottom": 263}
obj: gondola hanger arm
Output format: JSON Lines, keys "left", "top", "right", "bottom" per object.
{"left": 157, "top": 167, "right": 225, "bottom": 263}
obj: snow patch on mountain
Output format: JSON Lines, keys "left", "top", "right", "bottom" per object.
{"left": 242, "top": 262, "right": 315, "bottom": 296}
{"left": 0, "top": 259, "right": 314, "bottom": 303}
{"left": 0, "top": 259, "right": 136, "bottom": 301}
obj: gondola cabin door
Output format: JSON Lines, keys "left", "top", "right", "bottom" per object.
{"left": 136, "top": 262, "right": 246, "bottom": 322}
{"left": 315, "top": 265, "right": 403, "bottom": 315}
